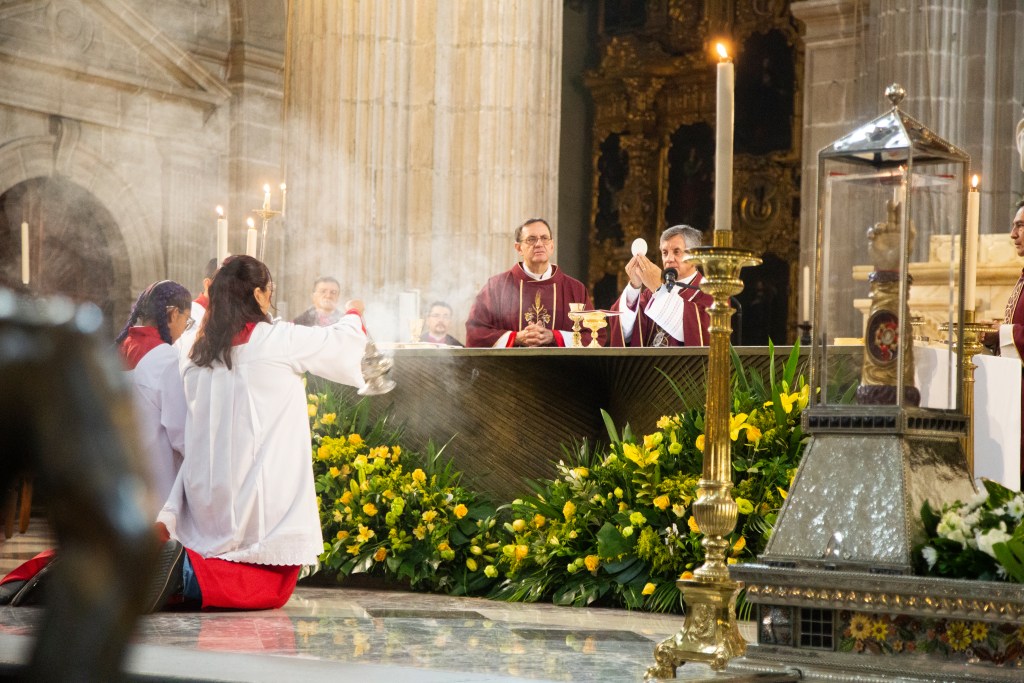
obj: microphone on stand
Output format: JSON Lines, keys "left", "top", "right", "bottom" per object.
{"left": 662, "top": 267, "right": 678, "bottom": 292}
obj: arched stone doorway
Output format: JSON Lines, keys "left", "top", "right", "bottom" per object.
{"left": 1, "top": 177, "right": 127, "bottom": 334}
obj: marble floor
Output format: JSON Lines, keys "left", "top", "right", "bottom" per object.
{"left": 0, "top": 520, "right": 795, "bottom": 682}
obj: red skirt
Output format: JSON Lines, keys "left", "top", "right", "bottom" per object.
{"left": 186, "top": 549, "right": 299, "bottom": 610}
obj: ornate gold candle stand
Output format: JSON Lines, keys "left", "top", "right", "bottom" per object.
{"left": 939, "top": 310, "right": 991, "bottom": 475}
{"left": 646, "top": 240, "right": 761, "bottom": 679}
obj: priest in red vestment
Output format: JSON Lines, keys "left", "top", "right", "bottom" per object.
{"left": 985, "top": 200, "right": 1024, "bottom": 474}
{"left": 466, "top": 218, "right": 595, "bottom": 347}
{"left": 607, "top": 224, "right": 712, "bottom": 347}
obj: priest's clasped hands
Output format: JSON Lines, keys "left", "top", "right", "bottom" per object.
{"left": 515, "top": 322, "right": 555, "bottom": 347}
{"left": 625, "top": 253, "right": 665, "bottom": 292}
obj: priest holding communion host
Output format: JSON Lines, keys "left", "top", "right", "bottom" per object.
{"left": 607, "top": 224, "right": 712, "bottom": 347}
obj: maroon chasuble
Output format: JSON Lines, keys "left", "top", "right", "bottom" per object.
{"left": 607, "top": 271, "right": 712, "bottom": 347}
{"left": 466, "top": 264, "right": 595, "bottom": 347}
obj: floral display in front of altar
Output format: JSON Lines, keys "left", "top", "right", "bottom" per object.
{"left": 309, "top": 344, "right": 810, "bottom": 612}
{"left": 917, "top": 478, "right": 1024, "bottom": 583}
{"left": 310, "top": 386, "right": 502, "bottom": 595}
{"left": 487, "top": 344, "right": 808, "bottom": 612}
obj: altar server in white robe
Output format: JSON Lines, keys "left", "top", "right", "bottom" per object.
{"left": 153, "top": 255, "right": 368, "bottom": 612}
{"left": 115, "top": 280, "right": 193, "bottom": 512}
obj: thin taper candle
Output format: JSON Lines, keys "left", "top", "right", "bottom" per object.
{"left": 714, "top": 42, "right": 734, "bottom": 235}
{"left": 245, "top": 217, "right": 258, "bottom": 257}
{"left": 21, "top": 222, "right": 29, "bottom": 285}
{"left": 964, "top": 175, "right": 980, "bottom": 312}
{"left": 216, "top": 206, "right": 229, "bottom": 266}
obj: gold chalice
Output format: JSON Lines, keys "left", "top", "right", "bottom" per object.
{"left": 581, "top": 310, "right": 608, "bottom": 348}
{"left": 568, "top": 303, "right": 586, "bottom": 348}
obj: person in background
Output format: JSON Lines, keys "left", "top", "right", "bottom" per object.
{"left": 292, "top": 276, "right": 343, "bottom": 327}
{"left": 175, "top": 257, "right": 218, "bottom": 354}
{"left": 466, "top": 218, "right": 594, "bottom": 347}
{"left": 608, "top": 224, "right": 712, "bottom": 347}
{"left": 419, "top": 301, "right": 463, "bottom": 347}
{"left": 153, "top": 255, "right": 368, "bottom": 612}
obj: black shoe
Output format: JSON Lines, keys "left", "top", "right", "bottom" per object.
{"left": 0, "top": 580, "right": 27, "bottom": 606}
{"left": 10, "top": 558, "right": 58, "bottom": 607}
{"left": 144, "top": 540, "right": 185, "bottom": 614}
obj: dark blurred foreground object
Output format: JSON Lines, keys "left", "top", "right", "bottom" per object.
{"left": 0, "top": 287, "right": 159, "bottom": 682}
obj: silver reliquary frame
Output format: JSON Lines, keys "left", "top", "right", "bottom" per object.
{"left": 756, "top": 84, "right": 977, "bottom": 574}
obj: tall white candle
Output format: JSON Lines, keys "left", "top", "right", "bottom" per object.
{"left": 245, "top": 217, "right": 258, "bottom": 257}
{"left": 802, "top": 265, "right": 810, "bottom": 322}
{"left": 964, "top": 175, "right": 980, "bottom": 312}
{"left": 280, "top": 183, "right": 287, "bottom": 218}
{"left": 216, "top": 206, "right": 228, "bottom": 266}
{"left": 21, "top": 222, "right": 29, "bottom": 285}
{"left": 714, "top": 43, "right": 734, "bottom": 235}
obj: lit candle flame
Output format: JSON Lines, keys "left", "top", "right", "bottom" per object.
{"left": 247, "top": 217, "right": 255, "bottom": 228}
{"left": 971, "top": 174, "right": 979, "bottom": 190}
{"left": 280, "top": 183, "right": 286, "bottom": 191}
{"left": 715, "top": 42, "right": 729, "bottom": 61}
{"left": 263, "top": 184, "right": 270, "bottom": 193}
{"left": 216, "top": 205, "right": 224, "bottom": 217}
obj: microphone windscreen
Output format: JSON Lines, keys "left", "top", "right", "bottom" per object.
{"left": 663, "top": 267, "right": 678, "bottom": 281}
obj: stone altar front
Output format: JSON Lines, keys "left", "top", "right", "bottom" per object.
{"left": 365, "top": 347, "right": 797, "bottom": 502}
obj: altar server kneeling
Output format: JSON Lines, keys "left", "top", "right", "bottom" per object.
{"left": 152, "top": 255, "right": 368, "bottom": 611}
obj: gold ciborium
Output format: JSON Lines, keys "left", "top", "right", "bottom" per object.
{"left": 409, "top": 317, "right": 424, "bottom": 343}
{"left": 581, "top": 310, "right": 608, "bottom": 348}
{"left": 568, "top": 303, "right": 585, "bottom": 347}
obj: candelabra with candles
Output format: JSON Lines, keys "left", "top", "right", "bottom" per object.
{"left": 250, "top": 183, "right": 286, "bottom": 262}
{"left": 646, "top": 41, "right": 762, "bottom": 678}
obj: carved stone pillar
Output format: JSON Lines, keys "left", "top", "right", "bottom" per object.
{"left": 282, "top": 1, "right": 562, "bottom": 338}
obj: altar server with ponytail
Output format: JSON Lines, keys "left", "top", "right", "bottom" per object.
{"left": 152, "top": 255, "right": 368, "bottom": 612}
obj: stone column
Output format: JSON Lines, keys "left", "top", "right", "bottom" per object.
{"left": 283, "top": 0, "right": 562, "bottom": 339}
{"left": 791, "top": 0, "right": 868, "bottom": 310}
{"left": 795, "top": 0, "right": 1024, "bottom": 320}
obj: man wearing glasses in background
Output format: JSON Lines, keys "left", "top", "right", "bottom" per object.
{"left": 293, "top": 276, "right": 343, "bottom": 327}
{"left": 419, "top": 301, "right": 464, "bottom": 347}
{"left": 466, "top": 218, "right": 595, "bottom": 347}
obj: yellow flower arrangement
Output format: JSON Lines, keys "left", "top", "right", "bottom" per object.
{"left": 584, "top": 555, "right": 599, "bottom": 572}
{"left": 454, "top": 504, "right": 469, "bottom": 519}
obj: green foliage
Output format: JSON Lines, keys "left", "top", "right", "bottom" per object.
{"left": 309, "top": 386, "right": 501, "bottom": 594}
{"left": 309, "top": 342, "right": 812, "bottom": 613}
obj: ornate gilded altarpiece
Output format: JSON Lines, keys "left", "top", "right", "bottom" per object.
{"left": 585, "top": 0, "right": 803, "bottom": 344}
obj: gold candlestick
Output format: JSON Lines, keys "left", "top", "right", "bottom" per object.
{"left": 646, "top": 244, "right": 760, "bottom": 679}
{"left": 939, "top": 310, "right": 990, "bottom": 476}
{"left": 251, "top": 207, "right": 281, "bottom": 262}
